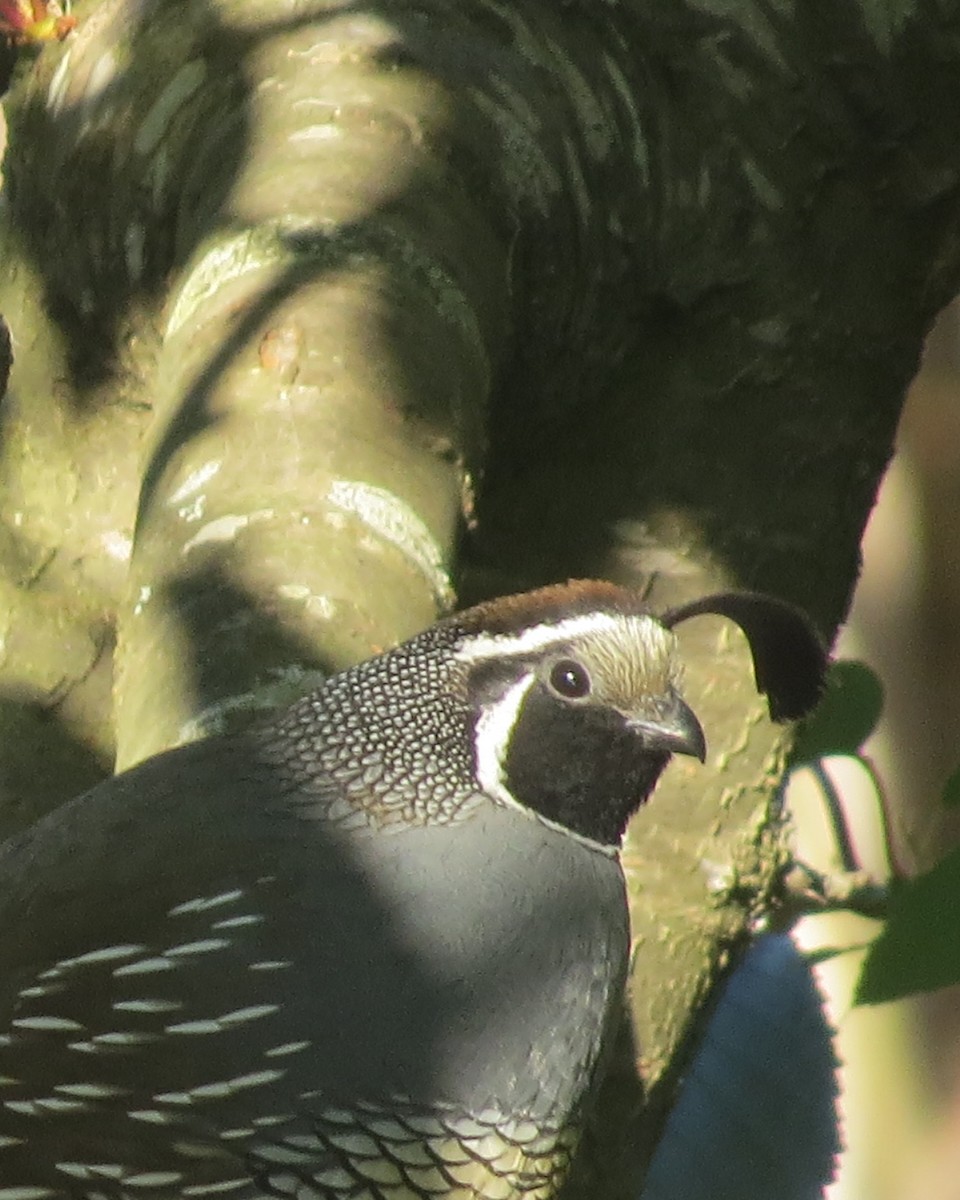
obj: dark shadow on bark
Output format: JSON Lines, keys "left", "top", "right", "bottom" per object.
{"left": 158, "top": 552, "right": 339, "bottom": 732}
{"left": 5, "top": 5, "right": 384, "bottom": 401}
{"left": 135, "top": 227, "right": 387, "bottom": 532}
{"left": 0, "top": 692, "right": 110, "bottom": 843}
{"left": 5, "top": 1, "right": 239, "bottom": 395}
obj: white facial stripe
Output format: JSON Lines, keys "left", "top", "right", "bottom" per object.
{"left": 472, "top": 673, "right": 535, "bottom": 814}
{"left": 471, "top": 669, "right": 619, "bottom": 857}
{"left": 456, "top": 610, "right": 672, "bottom": 665}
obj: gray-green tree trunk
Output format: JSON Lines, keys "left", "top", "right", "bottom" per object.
{"left": 2, "top": 0, "right": 959, "bottom": 1194}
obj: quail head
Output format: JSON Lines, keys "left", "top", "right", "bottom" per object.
{"left": 0, "top": 580, "right": 824, "bottom": 1198}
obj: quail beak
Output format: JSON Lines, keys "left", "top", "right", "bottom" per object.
{"left": 630, "top": 696, "right": 707, "bottom": 763}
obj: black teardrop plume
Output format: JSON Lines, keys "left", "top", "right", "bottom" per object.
{"left": 661, "top": 592, "right": 827, "bottom": 722}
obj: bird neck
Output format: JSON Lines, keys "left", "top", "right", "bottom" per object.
{"left": 261, "top": 626, "right": 483, "bottom": 827}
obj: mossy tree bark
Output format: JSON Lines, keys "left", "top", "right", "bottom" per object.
{"left": 1, "top": 0, "right": 960, "bottom": 1194}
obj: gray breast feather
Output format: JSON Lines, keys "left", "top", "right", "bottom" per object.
{"left": 340, "top": 801, "right": 630, "bottom": 1118}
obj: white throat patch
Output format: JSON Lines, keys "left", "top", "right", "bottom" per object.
{"left": 473, "top": 673, "right": 535, "bottom": 817}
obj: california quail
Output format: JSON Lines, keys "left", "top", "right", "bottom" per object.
{"left": 0, "top": 580, "right": 824, "bottom": 1199}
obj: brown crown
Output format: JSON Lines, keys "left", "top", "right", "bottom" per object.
{"left": 454, "top": 580, "right": 653, "bottom": 637}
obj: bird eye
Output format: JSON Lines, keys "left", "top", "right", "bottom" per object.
{"left": 549, "top": 658, "right": 592, "bottom": 699}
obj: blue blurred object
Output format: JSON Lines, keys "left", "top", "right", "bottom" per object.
{"left": 640, "top": 933, "right": 840, "bottom": 1200}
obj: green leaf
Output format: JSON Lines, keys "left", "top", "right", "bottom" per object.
{"left": 856, "top": 846, "right": 960, "bottom": 1003}
{"left": 790, "top": 660, "right": 883, "bottom": 763}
